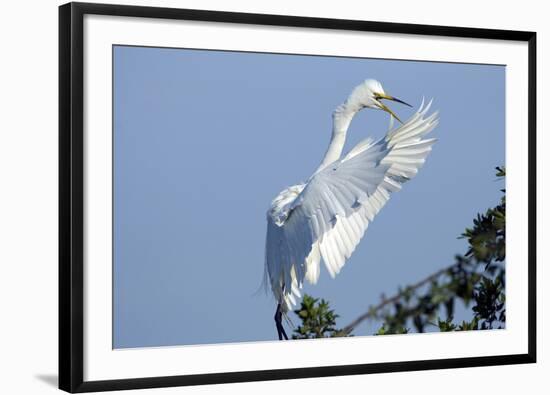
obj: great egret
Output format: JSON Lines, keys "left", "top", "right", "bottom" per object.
{"left": 264, "top": 79, "right": 439, "bottom": 340}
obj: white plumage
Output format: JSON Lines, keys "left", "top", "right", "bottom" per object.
{"left": 264, "top": 79, "right": 439, "bottom": 322}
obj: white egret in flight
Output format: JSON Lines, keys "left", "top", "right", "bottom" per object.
{"left": 264, "top": 79, "right": 439, "bottom": 340}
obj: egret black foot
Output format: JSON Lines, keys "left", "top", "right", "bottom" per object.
{"left": 274, "top": 303, "right": 288, "bottom": 340}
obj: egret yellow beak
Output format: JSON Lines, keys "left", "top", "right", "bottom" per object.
{"left": 374, "top": 93, "right": 412, "bottom": 124}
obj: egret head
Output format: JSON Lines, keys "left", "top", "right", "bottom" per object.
{"left": 347, "top": 79, "right": 412, "bottom": 123}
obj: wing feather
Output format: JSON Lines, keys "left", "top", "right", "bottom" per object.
{"left": 265, "top": 102, "right": 438, "bottom": 309}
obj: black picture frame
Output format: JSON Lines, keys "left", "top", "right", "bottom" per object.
{"left": 59, "top": 2, "right": 537, "bottom": 392}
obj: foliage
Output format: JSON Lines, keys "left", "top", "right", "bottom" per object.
{"left": 292, "top": 167, "right": 506, "bottom": 338}
{"left": 370, "top": 167, "right": 506, "bottom": 333}
{"left": 292, "top": 295, "right": 348, "bottom": 339}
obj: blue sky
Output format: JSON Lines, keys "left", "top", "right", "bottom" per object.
{"left": 113, "top": 45, "right": 505, "bottom": 348}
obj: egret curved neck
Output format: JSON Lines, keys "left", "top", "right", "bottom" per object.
{"left": 315, "top": 103, "right": 359, "bottom": 172}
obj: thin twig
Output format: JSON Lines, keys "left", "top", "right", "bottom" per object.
{"left": 342, "top": 262, "right": 458, "bottom": 334}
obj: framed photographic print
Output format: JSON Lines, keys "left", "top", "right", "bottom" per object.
{"left": 59, "top": 2, "right": 537, "bottom": 392}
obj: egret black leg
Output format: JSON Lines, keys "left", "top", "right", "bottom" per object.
{"left": 274, "top": 303, "right": 288, "bottom": 340}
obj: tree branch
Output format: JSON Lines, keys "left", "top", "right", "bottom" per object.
{"left": 342, "top": 262, "right": 459, "bottom": 334}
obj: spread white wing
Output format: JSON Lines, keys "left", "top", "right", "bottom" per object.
{"left": 265, "top": 102, "right": 438, "bottom": 310}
